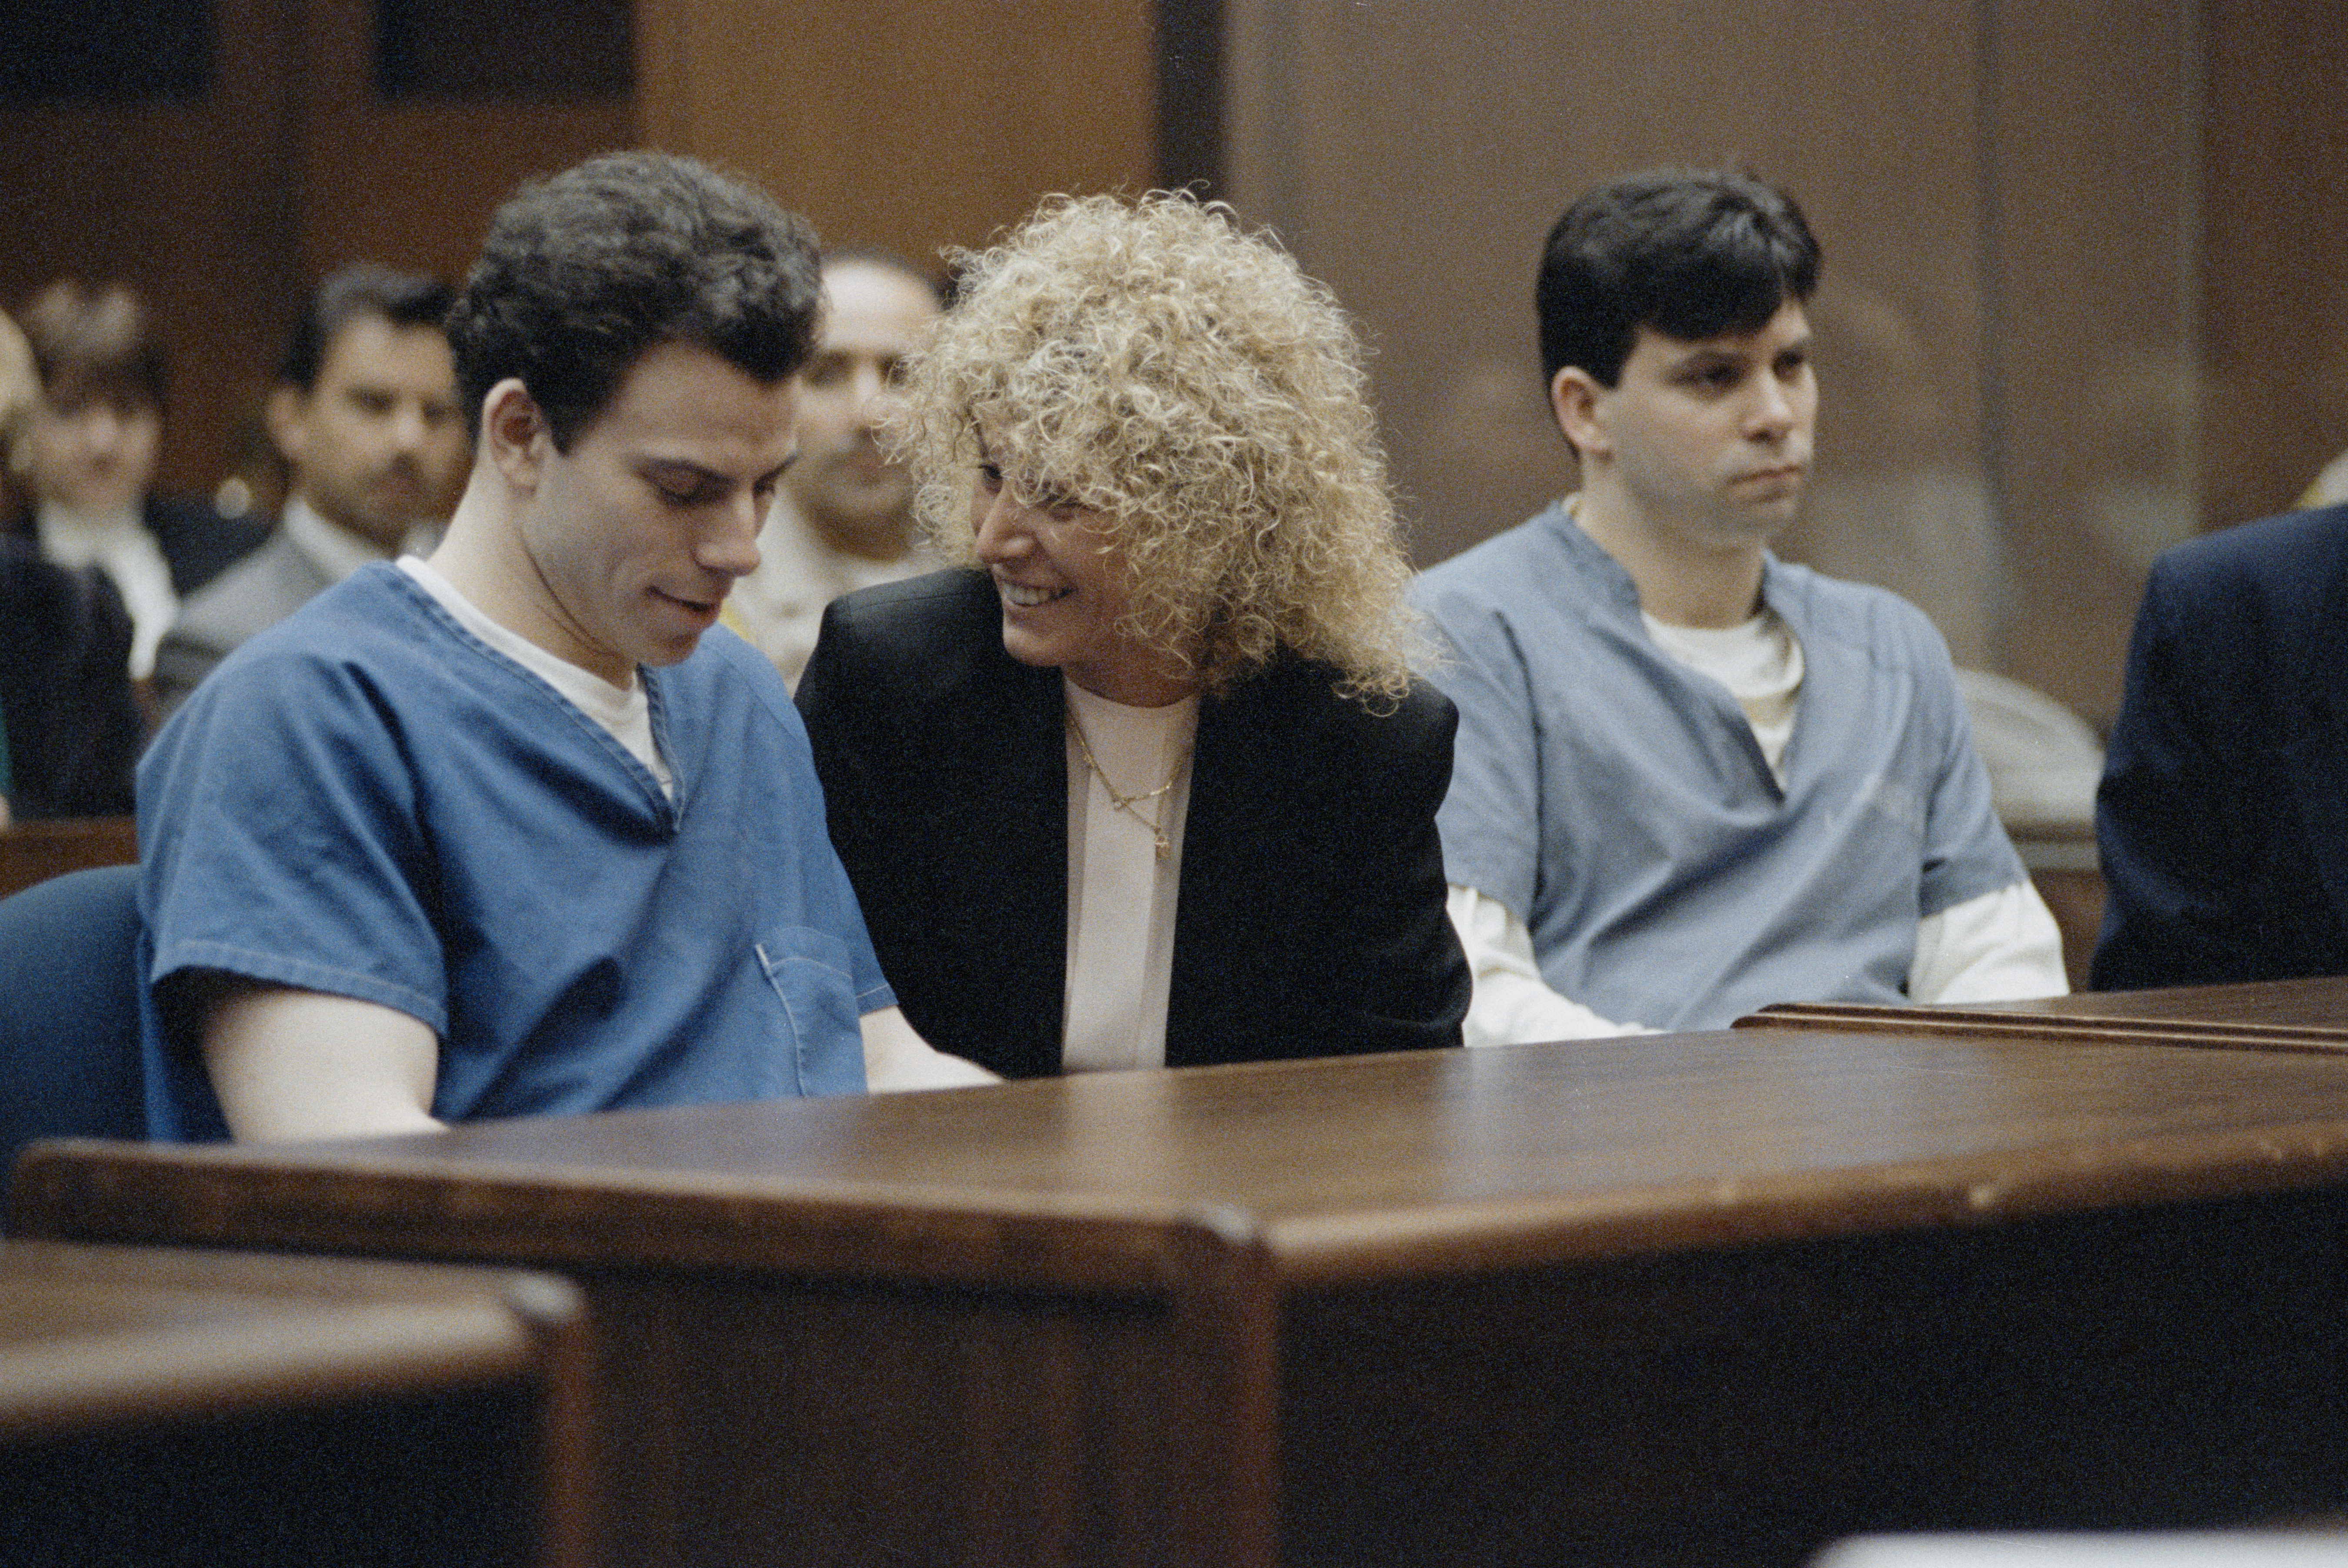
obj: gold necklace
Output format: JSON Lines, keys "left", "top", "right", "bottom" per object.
{"left": 1065, "top": 702, "right": 1192, "bottom": 860}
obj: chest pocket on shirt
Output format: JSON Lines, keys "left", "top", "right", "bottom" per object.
{"left": 1855, "top": 769, "right": 1928, "bottom": 840}
{"left": 755, "top": 927, "right": 867, "bottom": 1095}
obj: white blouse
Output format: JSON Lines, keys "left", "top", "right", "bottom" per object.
{"left": 1059, "top": 677, "right": 1198, "bottom": 1072}
{"left": 37, "top": 500, "right": 177, "bottom": 682}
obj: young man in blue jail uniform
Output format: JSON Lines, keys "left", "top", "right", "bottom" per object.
{"left": 1411, "top": 168, "right": 2067, "bottom": 1041}
{"left": 138, "top": 152, "right": 992, "bottom": 1142}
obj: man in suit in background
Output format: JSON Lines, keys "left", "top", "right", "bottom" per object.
{"left": 2092, "top": 501, "right": 2348, "bottom": 988}
{"left": 154, "top": 264, "right": 467, "bottom": 710}
{"left": 725, "top": 248, "right": 944, "bottom": 689}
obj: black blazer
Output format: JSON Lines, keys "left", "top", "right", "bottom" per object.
{"left": 144, "top": 494, "right": 272, "bottom": 597}
{"left": 0, "top": 542, "right": 140, "bottom": 818}
{"left": 2092, "top": 503, "right": 2348, "bottom": 988}
{"left": 797, "top": 569, "right": 1468, "bottom": 1077}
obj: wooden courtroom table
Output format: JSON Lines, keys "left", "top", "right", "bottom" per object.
{"left": 1741, "top": 974, "right": 2348, "bottom": 1052}
{"left": 0, "top": 1240, "right": 592, "bottom": 1568}
{"left": 15, "top": 1030, "right": 2348, "bottom": 1568}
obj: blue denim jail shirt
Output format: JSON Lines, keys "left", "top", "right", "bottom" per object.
{"left": 1412, "top": 502, "right": 2023, "bottom": 1031}
{"left": 137, "top": 564, "right": 884, "bottom": 1139}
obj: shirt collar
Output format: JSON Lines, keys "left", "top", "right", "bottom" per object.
{"left": 282, "top": 496, "right": 400, "bottom": 585}
{"left": 35, "top": 498, "right": 144, "bottom": 566}
{"left": 1542, "top": 492, "right": 1806, "bottom": 632}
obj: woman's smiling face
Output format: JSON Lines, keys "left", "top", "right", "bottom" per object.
{"left": 968, "top": 432, "right": 1194, "bottom": 706}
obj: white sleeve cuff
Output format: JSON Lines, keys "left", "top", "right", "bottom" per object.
{"left": 1447, "top": 884, "right": 1654, "bottom": 1045}
{"left": 1909, "top": 880, "right": 2071, "bottom": 1004}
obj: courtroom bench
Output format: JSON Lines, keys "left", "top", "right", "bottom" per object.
{"left": 0, "top": 1239, "right": 592, "bottom": 1568}
{"left": 0, "top": 816, "right": 137, "bottom": 900}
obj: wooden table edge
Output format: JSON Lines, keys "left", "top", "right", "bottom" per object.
{"left": 23, "top": 1118, "right": 2348, "bottom": 1298}
{"left": 8, "top": 1139, "right": 1267, "bottom": 1296}
{"left": 1734, "top": 1002, "right": 2348, "bottom": 1052}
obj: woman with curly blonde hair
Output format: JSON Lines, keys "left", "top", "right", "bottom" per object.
{"left": 797, "top": 192, "right": 1467, "bottom": 1078}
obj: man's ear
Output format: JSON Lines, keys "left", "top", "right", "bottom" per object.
{"left": 263, "top": 383, "right": 307, "bottom": 469}
{"left": 481, "top": 379, "right": 549, "bottom": 490}
{"left": 1549, "top": 366, "right": 1610, "bottom": 462}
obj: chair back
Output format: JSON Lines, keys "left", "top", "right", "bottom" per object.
{"left": 0, "top": 864, "right": 145, "bottom": 1182}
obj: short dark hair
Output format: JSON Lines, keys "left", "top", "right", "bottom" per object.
{"left": 446, "top": 151, "right": 824, "bottom": 451}
{"left": 18, "top": 280, "right": 167, "bottom": 412}
{"left": 279, "top": 264, "right": 454, "bottom": 392}
{"left": 1537, "top": 168, "right": 1821, "bottom": 387}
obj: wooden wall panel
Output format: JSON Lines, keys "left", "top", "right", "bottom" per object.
{"left": 291, "top": 0, "right": 636, "bottom": 290}
{"left": 0, "top": 0, "right": 302, "bottom": 501}
{"left": 1224, "top": 0, "right": 2226, "bottom": 721}
{"left": 2198, "top": 0, "right": 2348, "bottom": 529}
{"left": 1986, "top": 0, "right": 2195, "bottom": 716}
{"left": 0, "top": 0, "right": 633, "bottom": 505}
{"left": 637, "top": 0, "right": 1156, "bottom": 273}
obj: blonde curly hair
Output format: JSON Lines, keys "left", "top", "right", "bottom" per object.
{"left": 899, "top": 191, "right": 1419, "bottom": 701}
{"left": 0, "top": 311, "right": 34, "bottom": 472}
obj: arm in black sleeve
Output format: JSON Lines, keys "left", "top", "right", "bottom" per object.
{"left": 2091, "top": 552, "right": 2283, "bottom": 988}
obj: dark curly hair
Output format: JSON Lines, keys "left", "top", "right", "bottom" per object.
{"left": 446, "top": 152, "right": 823, "bottom": 450}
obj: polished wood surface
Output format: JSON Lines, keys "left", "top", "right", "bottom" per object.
{"left": 0, "top": 1240, "right": 592, "bottom": 1568}
{"left": 17, "top": 1032, "right": 2348, "bottom": 1565}
{"left": 1739, "top": 975, "right": 2348, "bottom": 1052}
{"left": 1, "top": 1240, "right": 547, "bottom": 1433}
{"left": 0, "top": 817, "right": 137, "bottom": 900}
{"left": 639, "top": 0, "right": 1152, "bottom": 273}
{"left": 22, "top": 1031, "right": 2348, "bottom": 1283}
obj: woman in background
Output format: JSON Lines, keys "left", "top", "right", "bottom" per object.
{"left": 0, "top": 306, "right": 141, "bottom": 819}
{"left": 11, "top": 280, "right": 265, "bottom": 689}
{"left": 797, "top": 192, "right": 1467, "bottom": 1078}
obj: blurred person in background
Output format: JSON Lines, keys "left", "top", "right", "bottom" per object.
{"left": 0, "top": 306, "right": 142, "bottom": 820}
{"left": 726, "top": 249, "right": 944, "bottom": 689}
{"left": 10, "top": 280, "right": 267, "bottom": 693}
{"left": 156, "top": 263, "right": 465, "bottom": 711}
